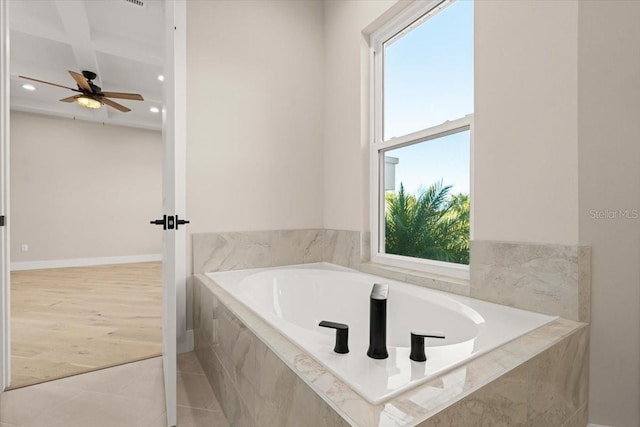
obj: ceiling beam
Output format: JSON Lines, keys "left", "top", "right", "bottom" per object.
{"left": 10, "top": 27, "right": 69, "bottom": 47}
{"left": 92, "top": 36, "right": 163, "bottom": 67}
{"left": 9, "top": 28, "right": 162, "bottom": 69}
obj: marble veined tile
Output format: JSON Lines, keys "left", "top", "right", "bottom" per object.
{"left": 193, "top": 228, "right": 373, "bottom": 275}
{"left": 0, "top": 382, "right": 82, "bottom": 426}
{"left": 561, "top": 403, "right": 588, "bottom": 427}
{"left": 177, "top": 371, "right": 221, "bottom": 411}
{"left": 178, "top": 352, "right": 205, "bottom": 375}
{"left": 323, "top": 229, "right": 367, "bottom": 268}
{"left": 176, "top": 405, "right": 230, "bottom": 427}
{"left": 578, "top": 246, "right": 592, "bottom": 323}
{"left": 186, "top": 276, "right": 194, "bottom": 331}
{"left": 194, "top": 271, "right": 587, "bottom": 427}
{"left": 271, "top": 229, "right": 324, "bottom": 266}
{"left": 214, "top": 351, "right": 256, "bottom": 427}
{"left": 192, "top": 231, "right": 272, "bottom": 274}
{"left": 24, "top": 390, "right": 165, "bottom": 427}
{"left": 470, "top": 241, "right": 586, "bottom": 320}
{"left": 285, "top": 379, "right": 350, "bottom": 427}
{"left": 423, "top": 363, "right": 528, "bottom": 426}
{"left": 193, "top": 229, "right": 325, "bottom": 274}
{"left": 526, "top": 325, "right": 589, "bottom": 426}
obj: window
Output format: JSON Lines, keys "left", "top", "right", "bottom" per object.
{"left": 370, "top": 0, "right": 473, "bottom": 279}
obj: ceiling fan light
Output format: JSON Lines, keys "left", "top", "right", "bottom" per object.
{"left": 77, "top": 96, "right": 102, "bottom": 109}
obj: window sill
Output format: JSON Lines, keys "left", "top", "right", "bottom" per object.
{"left": 359, "top": 262, "right": 471, "bottom": 297}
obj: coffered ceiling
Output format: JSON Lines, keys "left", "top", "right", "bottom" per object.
{"left": 9, "top": 0, "right": 165, "bottom": 131}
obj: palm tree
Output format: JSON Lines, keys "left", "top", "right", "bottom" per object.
{"left": 385, "top": 182, "right": 470, "bottom": 264}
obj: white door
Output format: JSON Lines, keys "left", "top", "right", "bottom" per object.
{"left": 161, "top": 1, "right": 187, "bottom": 426}
{"left": 0, "top": 0, "right": 11, "bottom": 393}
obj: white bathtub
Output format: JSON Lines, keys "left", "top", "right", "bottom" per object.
{"left": 206, "top": 263, "right": 556, "bottom": 404}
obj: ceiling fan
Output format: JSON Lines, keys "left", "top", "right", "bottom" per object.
{"left": 19, "top": 70, "right": 144, "bottom": 112}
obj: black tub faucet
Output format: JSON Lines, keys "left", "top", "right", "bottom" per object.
{"left": 409, "top": 331, "right": 445, "bottom": 362}
{"left": 319, "top": 321, "right": 349, "bottom": 354}
{"left": 367, "top": 283, "right": 389, "bottom": 359}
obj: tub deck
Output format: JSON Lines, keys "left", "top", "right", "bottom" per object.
{"left": 205, "top": 263, "right": 557, "bottom": 405}
{"left": 194, "top": 270, "right": 588, "bottom": 426}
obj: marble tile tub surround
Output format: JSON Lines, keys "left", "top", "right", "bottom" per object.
{"left": 193, "top": 230, "right": 591, "bottom": 323}
{"left": 471, "top": 241, "right": 592, "bottom": 322}
{"left": 191, "top": 229, "right": 369, "bottom": 274}
{"left": 194, "top": 273, "right": 589, "bottom": 427}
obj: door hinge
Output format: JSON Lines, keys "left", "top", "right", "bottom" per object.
{"left": 0, "top": 215, "right": 4, "bottom": 227}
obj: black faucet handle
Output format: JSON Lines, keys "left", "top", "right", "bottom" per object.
{"left": 319, "top": 321, "right": 349, "bottom": 354}
{"left": 410, "top": 330, "right": 446, "bottom": 362}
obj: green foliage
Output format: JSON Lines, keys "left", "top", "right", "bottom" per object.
{"left": 385, "top": 182, "right": 470, "bottom": 265}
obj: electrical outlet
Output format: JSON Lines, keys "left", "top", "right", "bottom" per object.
{"left": 21, "top": 244, "right": 29, "bottom": 252}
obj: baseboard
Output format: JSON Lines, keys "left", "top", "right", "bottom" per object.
{"left": 178, "top": 329, "right": 194, "bottom": 353}
{"left": 588, "top": 424, "right": 613, "bottom": 427}
{"left": 10, "top": 254, "right": 162, "bottom": 271}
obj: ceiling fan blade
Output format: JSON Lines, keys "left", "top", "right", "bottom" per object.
{"left": 68, "top": 70, "right": 93, "bottom": 93}
{"left": 19, "top": 75, "right": 78, "bottom": 91}
{"left": 99, "top": 92, "right": 144, "bottom": 101}
{"left": 102, "top": 97, "right": 131, "bottom": 113}
{"left": 60, "top": 95, "right": 82, "bottom": 103}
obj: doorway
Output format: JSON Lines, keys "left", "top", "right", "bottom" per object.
{"left": 5, "top": 0, "right": 165, "bottom": 389}
{"left": 2, "top": 6, "right": 187, "bottom": 425}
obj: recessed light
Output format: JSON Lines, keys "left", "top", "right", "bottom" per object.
{"left": 157, "top": 75, "right": 164, "bottom": 82}
{"left": 150, "top": 107, "right": 160, "bottom": 113}
{"left": 22, "top": 84, "right": 36, "bottom": 91}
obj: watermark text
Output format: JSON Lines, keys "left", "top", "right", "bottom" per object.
{"left": 588, "top": 209, "right": 639, "bottom": 219}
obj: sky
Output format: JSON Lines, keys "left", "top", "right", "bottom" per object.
{"left": 383, "top": 0, "right": 473, "bottom": 197}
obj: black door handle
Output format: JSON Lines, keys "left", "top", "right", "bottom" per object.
{"left": 175, "top": 215, "right": 190, "bottom": 230}
{"left": 150, "top": 215, "right": 167, "bottom": 230}
{"left": 149, "top": 215, "right": 190, "bottom": 230}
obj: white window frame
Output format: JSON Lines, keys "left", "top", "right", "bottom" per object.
{"left": 369, "top": 0, "right": 473, "bottom": 281}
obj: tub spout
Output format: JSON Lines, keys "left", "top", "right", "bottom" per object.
{"left": 367, "top": 283, "right": 389, "bottom": 359}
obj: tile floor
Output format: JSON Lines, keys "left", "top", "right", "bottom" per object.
{"left": 0, "top": 352, "right": 229, "bottom": 427}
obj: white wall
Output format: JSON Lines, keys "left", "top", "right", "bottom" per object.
{"left": 322, "top": 0, "right": 397, "bottom": 231}
{"left": 186, "top": 0, "right": 325, "bottom": 236}
{"left": 473, "top": 0, "right": 579, "bottom": 245}
{"left": 578, "top": 2, "right": 640, "bottom": 426}
{"left": 10, "top": 111, "right": 162, "bottom": 264}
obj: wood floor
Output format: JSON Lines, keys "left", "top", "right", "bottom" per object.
{"left": 9, "top": 262, "right": 162, "bottom": 389}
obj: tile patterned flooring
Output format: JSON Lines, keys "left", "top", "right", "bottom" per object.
{"left": 0, "top": 353, "right": 229, "bottom": 427}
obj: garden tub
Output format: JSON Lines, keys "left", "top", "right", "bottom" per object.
{"left": 206, "top": 263, "right": 556, "bottom": 404}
